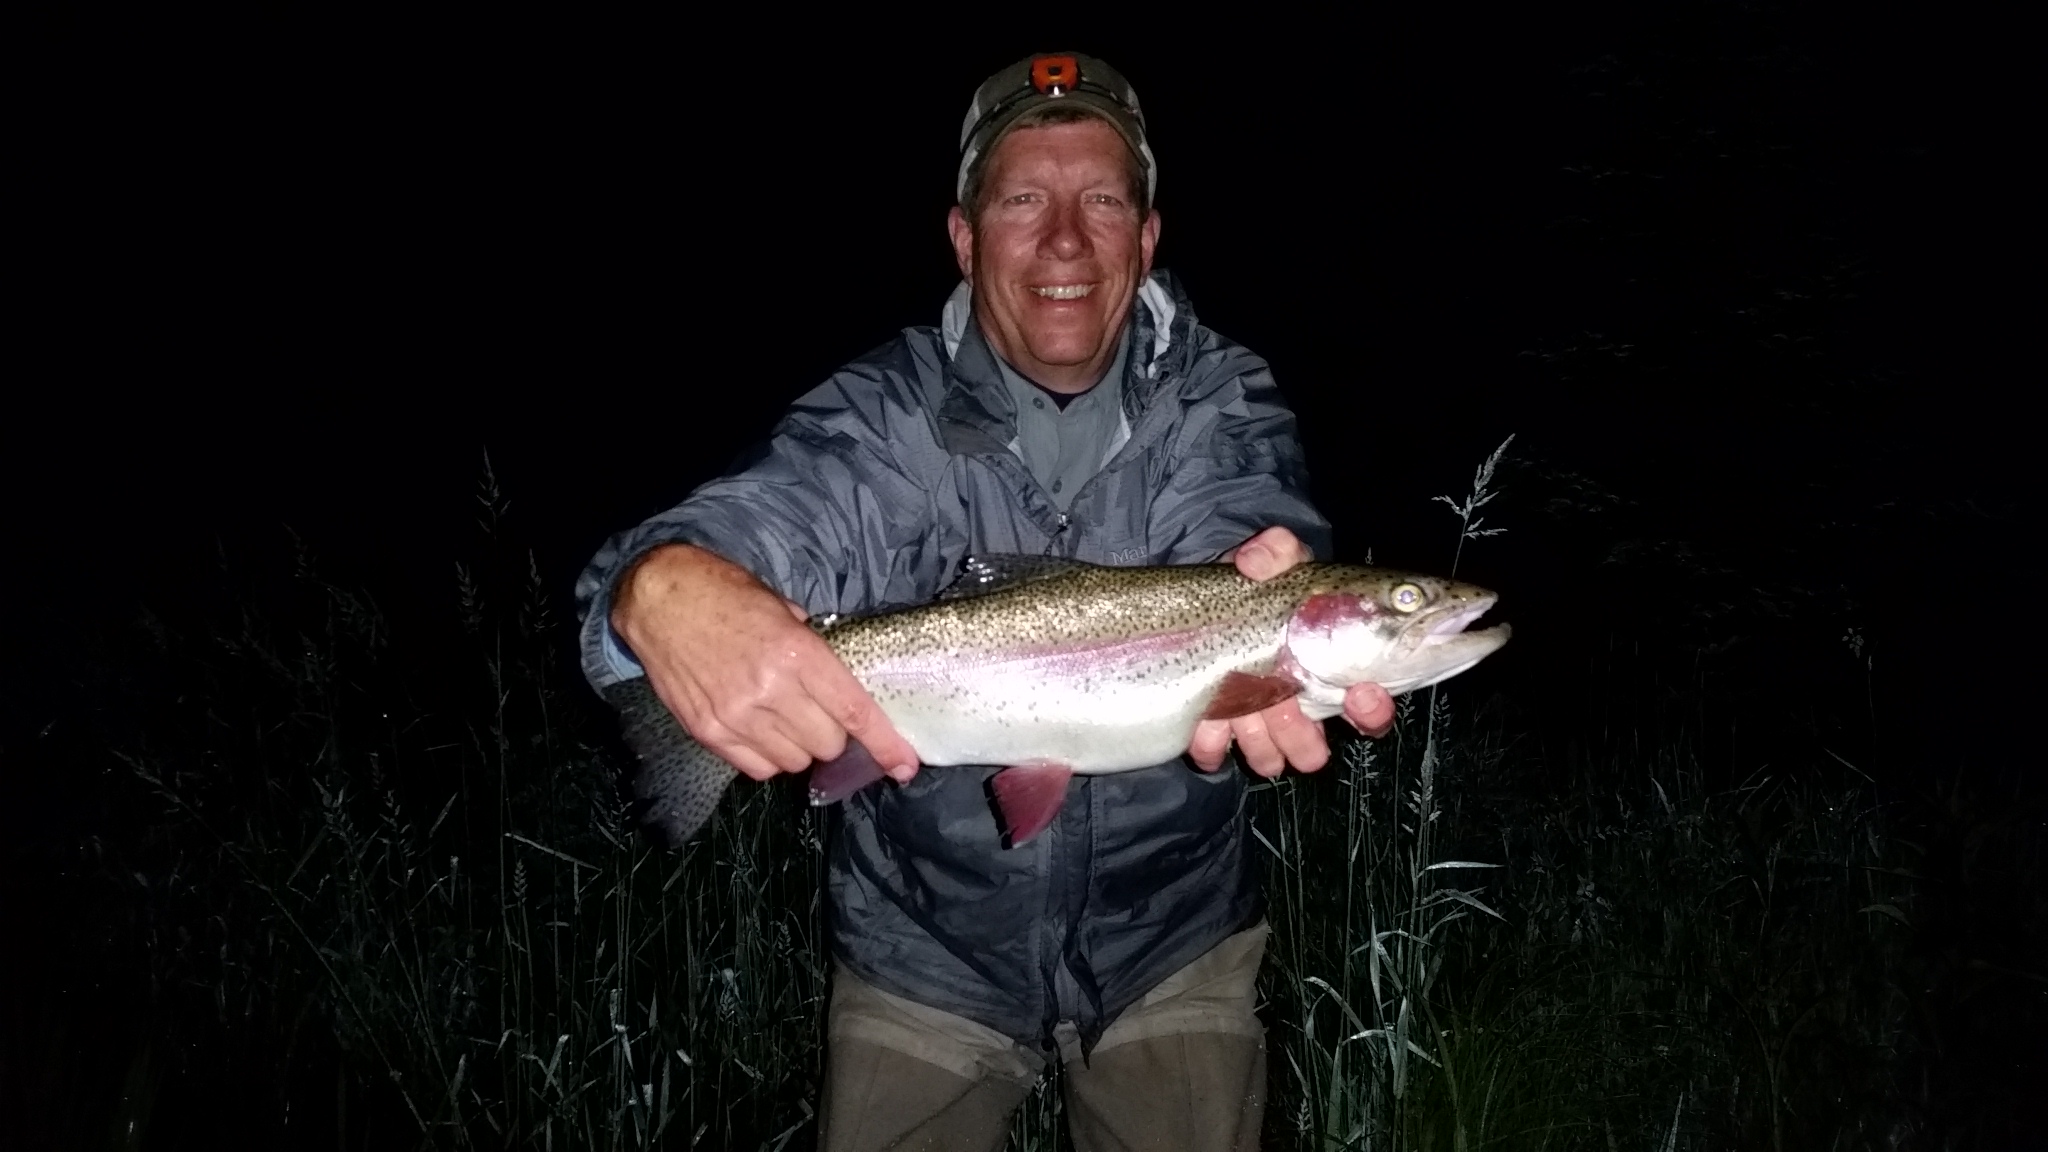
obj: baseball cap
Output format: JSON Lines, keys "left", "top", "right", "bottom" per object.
{"left": 957, "top": 52, "right": 1157, "bottom": 204}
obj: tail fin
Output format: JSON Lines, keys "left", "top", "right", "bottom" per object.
{"left": 603, "top": 678, "right": 737, "bottom": 849}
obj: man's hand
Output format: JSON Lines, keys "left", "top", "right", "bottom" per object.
{"left": 1187, "top": 527, "right": 1396, "bottom": 778}
{"left": 611, "top": 545, "right": 921, "bottom": 784}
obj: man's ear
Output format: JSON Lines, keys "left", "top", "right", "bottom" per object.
{"left": 947, "top": 206, "right": 975, "bottom": 280}
{"left": 1139, "top": 209, "right": 1162, "bottom": 278}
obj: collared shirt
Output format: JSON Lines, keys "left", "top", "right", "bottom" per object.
{"left": 993, "top": 325, "right": 1131, "bottom": 513}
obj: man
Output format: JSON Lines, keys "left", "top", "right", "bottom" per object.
{"left": 576, "top": 52, "right": 1392, "bottom": 1152}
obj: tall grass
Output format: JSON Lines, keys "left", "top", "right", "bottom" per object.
{"left": 1258, "top": 439, "right": 1916, "bottom": 1150}
{"left": 108, "top": 454, "right": 1923, "bottom": 1149}
{"left": 1258, "top": 702, "right": 1916, "bottom": 1150}
{"left": 116, "top": 477, "right": 824, "bottom": 1148}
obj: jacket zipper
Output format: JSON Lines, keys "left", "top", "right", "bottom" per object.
{"left": 1044, "top": 511, "right": 1071, "bottom": 557}
{"left": 1036, "top": 782, "right": 1068, "bottom": 1047}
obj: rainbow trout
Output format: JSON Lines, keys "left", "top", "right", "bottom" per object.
{"left": 605, "top": 555, "right": 1508, "bottom": 848}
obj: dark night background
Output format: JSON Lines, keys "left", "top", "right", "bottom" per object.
{"left": 5, "top": 8, "right": 2039, "bottom": 1149}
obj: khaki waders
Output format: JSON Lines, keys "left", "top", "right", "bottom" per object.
{"left": 819, "top": 923, "right": 1268, "bottom": 1152}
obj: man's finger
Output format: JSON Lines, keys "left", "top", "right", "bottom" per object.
{"left": 1231, "top": 526, "right": 1313, "bottom": 582}
{"left": 1343, "top": 682, "right": 1395, "bottom": 738}
{"left": 803, "top": 661, "right": 922, "bottom": 782}
{"left": 697, "top": 702, "right": 815, "bottom": 775}
{"left": 707, "top": 731, "right": 801, "bottom": 782}
{"left": 1261, "top": 699, "right": 1330, "bottom": 773}
{"left": 646, "top": 667, "right": 782, "bottom": 771}
{"left": 772, "top": 695, "right": 854, "bottom": 767}
{"left": 755, "top": 727, "right": 821, "bottom": 776}
{"left": 1188, "top": 719, "right": 1233, "bottom": 772}
{"left": 1232, "top": 712, "right": 1285, "bottom": 778}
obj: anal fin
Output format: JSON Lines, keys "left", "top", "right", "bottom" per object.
{"left": 809, "top": 740, "right": 894, "bottom": 805}
{"left": 1201, "top": 670, "right": 1302, "bottom": 720}
{"left": 989, "top": 762, "right": 1074, "bottom": 847}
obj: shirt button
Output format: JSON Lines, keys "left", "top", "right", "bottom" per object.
{"left": 1052, "top": 479, "right": 1063, "bottom": 493}
{"left": 1033, "top": 397, "right": 1046, "bottom": 410}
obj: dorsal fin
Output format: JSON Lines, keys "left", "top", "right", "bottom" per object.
{"left": 938, "top": 554, "right": 1090, "bottom": 601}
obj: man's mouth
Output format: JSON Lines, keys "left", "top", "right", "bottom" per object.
{"left": 1030, "top": 283, "right": 1096, "bottom": 300}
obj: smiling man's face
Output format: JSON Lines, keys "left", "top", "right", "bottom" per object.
{"left": 948, "top": 118, "right": 1160, "bottom": 394}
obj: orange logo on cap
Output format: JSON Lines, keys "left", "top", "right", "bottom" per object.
{"left": 1031, "top": 56, "right": 1079, "bottom": 96}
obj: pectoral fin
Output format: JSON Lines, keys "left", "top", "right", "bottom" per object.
{"left": 989, "top": 762, "right": 1074, "bottom": 847}
{"left": 809, "top": 740, "right": 894, "bottom": 805}
{"left": 1201, "top": 671, "right": 1302, "bottom": 720}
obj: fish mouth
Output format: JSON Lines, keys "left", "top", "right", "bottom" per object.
{"left": 1369, "top": 595, "right": 1510, "bottom": 695}
{"left": 1420, "top": 596, "right": 1500, "bottom": 645}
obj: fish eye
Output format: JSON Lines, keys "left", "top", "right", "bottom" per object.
{"left": 1390, "top": 583, "right": 1425, "bottom": 613}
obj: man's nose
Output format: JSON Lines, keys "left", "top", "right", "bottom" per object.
{"left": 1037, "top": 199, "right": 1090, "bottom": 261}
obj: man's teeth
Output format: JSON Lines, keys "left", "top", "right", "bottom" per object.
{"left": 1031, "top": 284, "right": 1095, "bottom": 300}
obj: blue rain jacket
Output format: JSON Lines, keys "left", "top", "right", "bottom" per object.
{"left": 575, "top": 272, "right": 1329, "bottom": 1052}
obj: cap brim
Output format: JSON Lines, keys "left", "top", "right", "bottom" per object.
{"left": 960, "top": 92, "right": 1154, "bottom": 201}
